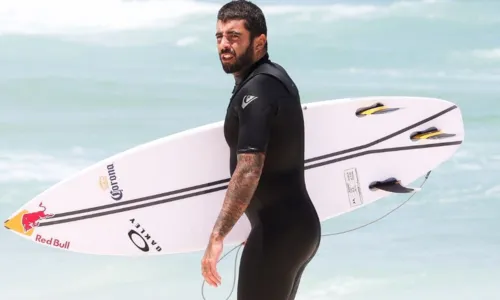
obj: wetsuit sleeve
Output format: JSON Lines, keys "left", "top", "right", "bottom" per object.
{"left": 236, "top": 74, "right": 286, "bottom": 154}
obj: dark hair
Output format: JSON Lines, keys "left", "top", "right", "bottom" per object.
{"left": 217, "top": 0, "right": 268, "bottom": 50}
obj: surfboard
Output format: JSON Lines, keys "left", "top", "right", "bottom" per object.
{"left": 3, "top": 96, "right": 464, "bottom": 256}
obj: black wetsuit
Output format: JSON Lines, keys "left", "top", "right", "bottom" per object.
{"left": 224, "top": 54, "right": 321, "bottom": 300}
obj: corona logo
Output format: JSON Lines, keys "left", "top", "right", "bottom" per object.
{"left": 99, "top": 176, "right": 109, "bottom": 190}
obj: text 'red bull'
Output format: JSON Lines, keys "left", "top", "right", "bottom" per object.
{"left": 35, "top": 234, "right": 70, "bottom": 249}
{"left": 21, "top": 202, "right": 54, "bottom": 232}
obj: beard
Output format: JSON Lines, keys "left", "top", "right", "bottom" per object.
{"left": 219, "top": 42, "right": 255, "bottom": 74}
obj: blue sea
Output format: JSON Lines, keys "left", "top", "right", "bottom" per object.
{"left": 1, "top": 0, "right": 499, "bottom": 299}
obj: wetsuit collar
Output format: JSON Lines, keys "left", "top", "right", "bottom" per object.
{"left": 232, "top": 53, "right": 270, "bottom": 93}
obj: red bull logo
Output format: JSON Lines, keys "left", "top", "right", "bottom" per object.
{"left": 4, "top": 202, "right": 54, "bottom": 237}
{"left": 21, "top": 202, "right": 54, "bottom": 232}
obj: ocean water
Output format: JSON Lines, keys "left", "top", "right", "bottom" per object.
{"left": 1, "top": 0, "right": 499, "bottom": 299}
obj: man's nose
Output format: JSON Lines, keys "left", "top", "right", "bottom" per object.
{"left": 219, "top": 35, "right": 231, "bottom": 48}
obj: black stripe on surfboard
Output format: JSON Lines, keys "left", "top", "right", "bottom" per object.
{"left": 304, "top": 140, "right": 462, "bottom": 170}
{"left": 51, "top": 178, "right": 230, "bottom": 219}
{"left": 38, "top": 140, "right": 462, "bottom": 228}
{"left": 304, "top": 104, "right": 458, "bottom": 164}
{"left": 39, "top": 104, "right": 459, "bottom": 221}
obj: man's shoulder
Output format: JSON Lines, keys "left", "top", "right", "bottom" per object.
{"left": 250, "top": 71, "right": 284, "bottom": 85}
{"left": 243, "top": 72, "right": 289, "bottom": 97}
{"left": 254, "top": 59, "right": 291, "bottom": 77}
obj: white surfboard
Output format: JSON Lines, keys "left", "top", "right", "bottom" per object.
{"left": 4, "top": 96, "right": 464, "bottom": 256}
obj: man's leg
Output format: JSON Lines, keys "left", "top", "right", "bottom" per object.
{"left": 237, "top": 223, "right": 319, "bottom": 300}
{"left": 237, "top": 225, "right": 296, "bottom": 300}
{"left": 287, "top": 239, "right": 320, "bottom": 300}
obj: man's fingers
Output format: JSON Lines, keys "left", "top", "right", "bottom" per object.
{"left": 208, "top": 260, "right": 221, "bottom": 286}
{"left": 202, "top": 267, "right": 216, "bottom": 287}
{"left": 204, "top": 273, "right": 216, "bottom": 287}
{"left": 202, "top": 259, "right": 219, "bottom": 287}
{"left": 212, "top": 260, "right": 221, "bottom": 283}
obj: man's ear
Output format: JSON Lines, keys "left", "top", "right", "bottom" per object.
{"left": 256, "top": 34, "right": 266, "bottom": 51}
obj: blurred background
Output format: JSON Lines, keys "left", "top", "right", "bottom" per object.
{"left": 0, "top": 0, "right": 499, "bottom": 299}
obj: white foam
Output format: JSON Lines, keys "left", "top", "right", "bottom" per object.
{"left": 484, "top": 185, "right": 500, "bottom": 197}
{"left": 175, "top": 36, "right": 199, "bottom": 47}
{"left": 0, "top": 0, "right": 450, "bottom": 36}
{"left": 326, "top": 68, "right": 500, "bottom": 82}
{"left": 0, "top": 150, "right": 93, "bottom": 183}
{"left": 450, "top": 48, "right": 500, "bottom": 62}
{"left": 297, "top": 276, "right": 394, "bottom": 299}
{"left": 1, "top": 262, "right": 151, "bottom": 298}
{"left": 0, "top": 0, "right": 218, "bottom": 35}
{"left": 262, "top": 4, "right": 380, "bottom": 21}
{"left": 471, "top": 48, "right": 500, "bottom": 60}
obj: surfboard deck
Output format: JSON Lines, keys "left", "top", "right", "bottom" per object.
{"left": 3, "top": 96, "right": 464, "bottom": 256}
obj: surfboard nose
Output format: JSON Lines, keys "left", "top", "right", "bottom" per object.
{"left": 4, "top": 218, "right": 11, "bottom": 230}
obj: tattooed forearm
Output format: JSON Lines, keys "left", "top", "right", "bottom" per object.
{"left": 210, "top": 152, "right": 265, "bottom": 240}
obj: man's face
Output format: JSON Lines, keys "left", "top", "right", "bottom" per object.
{"left": 216, "top": 19, "right": 255, "bottom": 74}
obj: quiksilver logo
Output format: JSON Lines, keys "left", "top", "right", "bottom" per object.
{"left": 106, "top": 163, "right": 123, "bottom": 201}
{"left": 242, "top": 95, "right": 258, "bottom": 109}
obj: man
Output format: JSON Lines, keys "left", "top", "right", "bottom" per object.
{"left": 201, "top": 1, "right": 321, "bottom": 299}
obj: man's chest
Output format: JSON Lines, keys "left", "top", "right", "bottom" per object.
{"left": 223, "top": 94, "right": 241, "bottom": 148}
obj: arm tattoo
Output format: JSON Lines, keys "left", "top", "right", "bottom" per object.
{"left": 211, "top": 152, "right": 265, "bottom": 240}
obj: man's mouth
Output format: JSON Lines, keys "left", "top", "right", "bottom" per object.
{"left": 221, "top": 53, "right": 234, "bottom": 61}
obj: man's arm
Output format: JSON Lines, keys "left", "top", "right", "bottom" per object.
{"left": 210, "top": 152, "right": 265, "bottom": 241}
{"left": 209, "top": 74, "right": 281, "bottom": 242}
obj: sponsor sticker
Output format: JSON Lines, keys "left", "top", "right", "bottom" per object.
{"left": 35, "top": 234, "right": 71, "bottom": 249}
{"left": 4, "top": 202, "right": 54, "bottom": 237}
{"left": 128, "top": 218, "right": 162, "bottom": 253}
{"left": 344, "top": 168, "right": 363, "bottom": 207}
{"left": 99, "top": 163, "right": 124, "bottom": 201}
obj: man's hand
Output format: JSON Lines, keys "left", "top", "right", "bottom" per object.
{"left": 201, "top": 152, "right": 265, "bottom": 286}
{"left": 201, "top": 235, "right": 223, "bottom": 287}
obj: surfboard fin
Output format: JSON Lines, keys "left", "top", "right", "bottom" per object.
{"left": 410, "top": 126, "right": 456, "bottom": 141}
{"left": 355, "top": 102, "right": 400, "bottom": 117}
{"left": 369, "top": 177, "right": 419, "bottom": 194}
